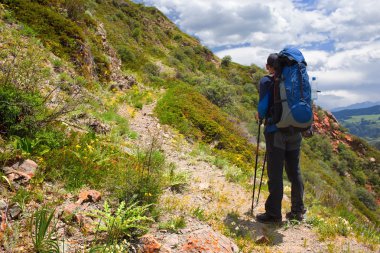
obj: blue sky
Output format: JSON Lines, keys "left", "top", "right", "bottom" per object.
{"left": 135, "top": 0, "right": 380, "bottom": 110}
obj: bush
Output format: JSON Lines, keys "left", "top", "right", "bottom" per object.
{"left": 221, "top": 55, "right": 232, "bottom": 68}
{"left": 117, "top": 46, "right": 136, "bottom": 63}
{"left": 306, "top": 134, "right": 333, "bottom": 161}
{"left": 355, "top": 188, "right": 377, "bottom": 211}
{"left": 0, "top": 84, "right": 46, "bottom": 137}
{"left": 199, "top": 79, "right": 235, "bottom": 108}
{"left": 142, "top": 62, "right": 160, "bottom": 77}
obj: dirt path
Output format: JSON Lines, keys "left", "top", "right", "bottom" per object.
{"left": 119, "top": 101, "right": 373, "bottom": 253}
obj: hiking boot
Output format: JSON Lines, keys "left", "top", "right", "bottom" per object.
{"left": 286, "top": 211, "right": 304, "bottom": 221}
{"left": 255, "top": 213, "right": 282, "bottom": 224}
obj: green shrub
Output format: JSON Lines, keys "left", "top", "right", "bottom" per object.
{"left": 142, "top": 62, "right": 160, "bottom": 77}
{"left": 117, "top": 46, "right": 136, "bottom": 64}
{"left": 221, "top": 55, "right": 232, "bottom": 68}
{"left": 306, "top": 134, "right": 333, "bottom": 161}
{"left": 0, "top": 84, "right": 46, "bottom": 137}
{"left": 199, "top": 78, "right": 235, "bottom": 108}
{"left": 90, "top": 201, "right": 153, "bottom": 242}
{"left": 355, "top": 188, "right": 377, "bottom": 211}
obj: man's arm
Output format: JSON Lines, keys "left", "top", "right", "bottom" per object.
{"left": 257, "top": 76, "right": 271, "bottom": 120}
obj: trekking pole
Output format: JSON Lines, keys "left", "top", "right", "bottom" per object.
{"left": 250, "top": 119, "right": 262, "bottom": 215}
{"left": 255, "top": 152, "right": 267, "bottom": 207}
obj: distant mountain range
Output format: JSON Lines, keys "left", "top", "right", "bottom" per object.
{"left": 332, "top": 105, "right": 380, "bottom": 149}
{"left": 331, "top": 101, "right": 380, "bottom": 112}
{"left": 333, "top": 105, "right": 380, "bottom": 121}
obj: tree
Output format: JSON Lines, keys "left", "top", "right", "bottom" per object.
{"left": 221, "top": 55, "right": 232, "bottom": 68}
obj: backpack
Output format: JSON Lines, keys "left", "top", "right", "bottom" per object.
{"left": 272, "top": 47, "right": 313, "bottom": 132}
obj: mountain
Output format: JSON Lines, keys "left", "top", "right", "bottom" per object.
{"left": 333, "top": 105, "right": 380, "bottom": 120}
{"left": 333, "top": 105, "right": 380, "bottom": 150}
{"left": 0, "top": 1, "right": 379, "bottom": 252}
{"left": 331, "top": 101, "right": 380, "bottom": 112}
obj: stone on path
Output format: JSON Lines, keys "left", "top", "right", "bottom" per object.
{"left": 181, "top": 228, "right": 239, "bottom": 253}
{"left": 76, "top": 189, "right": 102, "bottom": 204}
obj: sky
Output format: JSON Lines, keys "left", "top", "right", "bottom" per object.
{"left": 135, "top": 0, "right": 380, "bottom": 110}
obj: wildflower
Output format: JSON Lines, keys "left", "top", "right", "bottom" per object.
{"left": 235, "top": 226, "right": 240, "bottom": 231}
{"left": 76, "top": 144, "right": 81, "bottom": 149}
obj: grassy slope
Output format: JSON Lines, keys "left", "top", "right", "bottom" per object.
{"left": 0, "top": 0, "right": 379, "bottom": 250}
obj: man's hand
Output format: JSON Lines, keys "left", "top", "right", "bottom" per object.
{"left": 255, "top": 113, "right": 263, "bottom": 124}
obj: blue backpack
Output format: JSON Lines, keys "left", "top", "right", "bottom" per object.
{"left": 272, "top": 47, "right": 313, "bottom": 132}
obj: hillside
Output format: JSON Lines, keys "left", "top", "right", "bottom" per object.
{"left": 333, "top": 105, "right": 380, "bottom": 149}
{"left": 0, "top": 1, "right": 379, "bottom": 252}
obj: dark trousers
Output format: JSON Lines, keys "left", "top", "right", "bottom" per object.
{"left": 264, "top": 131, "right": 304, "bottom": 218}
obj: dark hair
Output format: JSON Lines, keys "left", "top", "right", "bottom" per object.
{"left": 266, "top": 53, "right": 278, "bottom": 67}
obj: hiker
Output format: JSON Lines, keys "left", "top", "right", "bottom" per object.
{"left": 255, "top": 53, "right": 306, "bottom": 223}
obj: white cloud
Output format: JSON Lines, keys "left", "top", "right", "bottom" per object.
{"left": 137, "top": 0, "right": 380, "bottom": 109}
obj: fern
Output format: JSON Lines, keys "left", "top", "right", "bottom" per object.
{"left": 90, "top": 201, "right": 153, "bottom": 242}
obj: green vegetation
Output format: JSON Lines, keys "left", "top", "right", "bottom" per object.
{"left": 158, "top": 216, "right": 186, "bottom": 233}
{"left": 30, "top": 207, "right": 59, "bottom": 253}
{"left": 90, "top": 201, "right": 153, "bottom": 242}
{"left": 155, "top": 82, "right": 255, "bottom": 168}
{"left": 333, "top": 106, "right": 380, "bottom": 149}
{"left": 0, "top": 0, "right": 378, "bottom": 251}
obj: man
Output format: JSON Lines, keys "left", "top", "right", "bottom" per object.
{"left": 256, "top": 53, "right": 306, "bottom": 223}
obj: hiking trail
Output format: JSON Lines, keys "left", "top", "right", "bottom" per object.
{"left": 119, "top": 101, "right": 373, "bottom": 253}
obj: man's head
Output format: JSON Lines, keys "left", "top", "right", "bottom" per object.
{"left": 266, "top": 53, "right": 278, "bottom": 74}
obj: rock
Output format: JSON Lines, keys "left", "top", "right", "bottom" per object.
{"left": 0, "top": 200, "right": 7, "bottom": 210}
{"left": 76, "top": 190, "right": 102, "bottom": 204}
{"left": 9, "top": 204, "right": 22, "bottom": 220}
{"left": 61, "top": 203, "right": 80, "bottom": 222}
{"left": 140, "top": 234, "right": 162, "bottom": 253}
{"left": 1, "top": 211, "right": 7, "bottom": 231}
{"left": 181, "top": 228, "right": 239, "bottom": 253}
{"left": 255, "top": 235, "right": 270, "bottom": 245}
{"left": 2, "top": 159, "right": 38, "bottom": 184}
{"left": 198, "top": 182, "right": 210, "bottom": 191}
{"left": 75, "top": 214, "right": 95, "bottom": 233}
{"left": 18, "top": 159, "right": 38, "bottom": 175}
{"left": 164, "top": 234, "right": 179, "bottom": 248}
{"left": 88, "top": 120, "right": 110, "bottom": 134}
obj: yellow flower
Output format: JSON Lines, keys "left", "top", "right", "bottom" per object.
{"left": 75, "top": 145, "right": 81, "bottom": 149}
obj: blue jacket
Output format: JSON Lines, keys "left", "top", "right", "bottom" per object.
{"left": 258, "top": 75, "right": 277, "bottom": 133}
